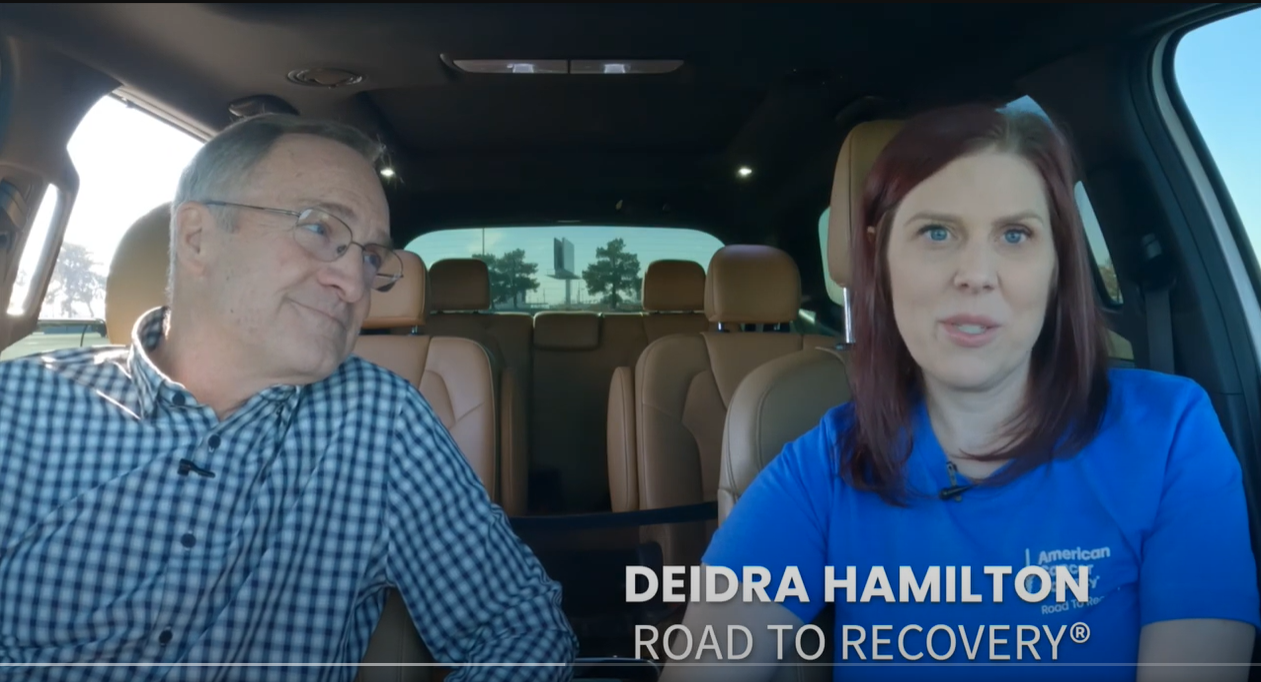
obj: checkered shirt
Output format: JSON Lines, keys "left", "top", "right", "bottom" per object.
{"left": 0, "top": 307, "right": 576, "bottom": 681}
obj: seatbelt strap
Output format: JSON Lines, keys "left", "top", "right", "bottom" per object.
{"left": 1141, "top": 233, "right": 1176, "bottom": 374}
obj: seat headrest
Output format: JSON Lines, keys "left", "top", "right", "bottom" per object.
{"left": 703, "top": 245, "right": 800, "bottom": 325}
{"left": 105, "top": 202, "right": 172, "bottom": 344}
{"left": 828, "top": 120, "right": 904, "bottom": 289}
{"left": 429, "top": 258, "right": 491, "bottom": 311}
{"left": 642, "top": 260, "right": 705, "bottom": 312}
{"left": 364, "top": 251, "right": 427, "bottom": 329}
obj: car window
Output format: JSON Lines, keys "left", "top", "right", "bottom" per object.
{"left": 1174, "top": 9, "right": 1261, "bottom": 269}
{"left": 407, "top": 226, "right": 723, "bottom": 312}
{"left": 2, "top": 95, "right": 203, "bottom": 361}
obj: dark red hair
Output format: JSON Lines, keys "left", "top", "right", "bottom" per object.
{"left": 839, "top": 103, "right": 1112, "bottom": 504}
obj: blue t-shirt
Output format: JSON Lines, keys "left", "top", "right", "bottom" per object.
{"left": 703, "top": 368, "right": 1260, "bottom": 680}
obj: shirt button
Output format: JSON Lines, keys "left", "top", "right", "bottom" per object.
{"left": 158, "top": 629, "right": 173, "bottom": 645}
{"left": 172, "top": 393, "right": 186, "bottom": 407}
{"left": 181, "top": 533, "right": 196, "bottom": 548}
{"left": 208, "top": 435, "right": 221, "bottom": 451}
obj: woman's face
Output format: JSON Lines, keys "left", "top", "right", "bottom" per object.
{"left": 884, "top": 149, "right": 1058, "bottom": 395}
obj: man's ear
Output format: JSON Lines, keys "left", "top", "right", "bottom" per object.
{"left": 171, "top": 202, "right": 215, "bottom": 277}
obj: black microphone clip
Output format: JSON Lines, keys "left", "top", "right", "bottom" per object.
{"left": 178, "top": 458, "right": 216, "bottom": 478}
{"left": 938, "top": 484, "right": 974, "bottom": 501}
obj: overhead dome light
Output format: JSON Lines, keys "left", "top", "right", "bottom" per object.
{"left": 379, "top": 167, "right": 396, "bottom": 178}
{"left": 286, "top": 68, "right": 365, "bottom": 88}
{"left": 447, "top": 58, "right": 683, "bottom": 75}
{"left": 570, "top": 60, "right": 684, "bottom": 75}
{"left": 452, "top": 59, "right": 567, "bottom": 75}
{"left": 737, "top": 166, "right": 754, "bottom": 178}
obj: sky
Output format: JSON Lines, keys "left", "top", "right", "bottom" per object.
{"left": 12, "top": 6, "right": 1260, "bottom": 317}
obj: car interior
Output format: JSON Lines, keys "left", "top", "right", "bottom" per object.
{"left": 1, "top": 3, "right": 1260, "bottom": 681}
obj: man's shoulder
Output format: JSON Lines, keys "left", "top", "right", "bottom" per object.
{"left": 321, "top": 355, "right": 428, "bottom": 412}
{"left": 0, "top": 344, "right": 130, "bottom": 389}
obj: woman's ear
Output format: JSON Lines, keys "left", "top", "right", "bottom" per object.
{"left": 866, "top": 225, "right": 876, "bottom": 243}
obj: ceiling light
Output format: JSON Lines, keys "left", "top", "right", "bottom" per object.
{"left": 452, "top": 59, "right": 567, "bottom": 74}
{"left": 737, "top": 166, "right": 754, "bottom": 178}
{"left": 446, "top": 58, "right": 685, "bottom": 75}
{"left": 379, "top": 168, "right": 396, "bottom": 178}
{"left": 571, "top": 60, "right": 684, "bottom": 75}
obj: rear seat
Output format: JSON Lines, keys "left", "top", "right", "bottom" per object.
{"left": 610, "top": 244, "right": 835, "bottom": 567}
{"left": 530, "top": 311, "right": 642, "bottom": 512}
{"left": 353, "top": 252, "right": 500, "bottom": 498}
{"left": 640, "top": 259, "right": 711, "bottom": 340}
{"left": 530, "top": 259, "right": 712, "bottom": 513}
{"left": 425, "top": 258, "right": 531, "bottom": 515}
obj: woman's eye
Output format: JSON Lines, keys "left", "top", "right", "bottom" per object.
{"left": 1002, "top": 227, "right": 1029, "bottom": 244}
{"left": 923, "top": 225, "right": 949, "bottom": 242}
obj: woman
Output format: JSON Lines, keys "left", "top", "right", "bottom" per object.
{"left": 659, "top": 104, "right": 1259, "bottom": 681}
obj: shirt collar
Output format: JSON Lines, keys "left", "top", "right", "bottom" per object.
{"left": 125, "top": 306, "right": 305, "bottom": 420}
{"left": 125, "top": 306, "right": 174, "bottom": 419}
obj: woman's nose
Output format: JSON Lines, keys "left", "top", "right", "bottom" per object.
{"left": 952, "top": 241, "right": 998, "bottom": 292}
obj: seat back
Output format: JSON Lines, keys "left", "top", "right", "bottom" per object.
{"left": 641, "top": 259, "right": 710, "bottom": 341}
{"left": 105, "top": 203, "right": 171, "bottom": 343}
{"left": 632, "top": 245, "right": 834, "bottom": 566}
{"left": 714, "top": 120, "right": 903, "bottom": 682}
{"left": 717, "top": 119, "right": 903, "bottom": 521}
{"left": 353, "top": 252, "right": 503, "bottom": 681}
{"left": 607, "top": 259, "right": 712, "bottom": 512}
{"left": 353, "top": 252, "right": 499, "bottom": 495}
{"left": 425, "top": 257, "right": 530, "bottom": 515}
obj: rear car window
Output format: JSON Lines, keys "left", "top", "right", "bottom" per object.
{"left": 407, "top": 226, "right": 724, "bottom": 312}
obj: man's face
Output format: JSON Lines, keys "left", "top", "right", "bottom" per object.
{"left": 187, "top": 133, "right": 391, "bottom": 386}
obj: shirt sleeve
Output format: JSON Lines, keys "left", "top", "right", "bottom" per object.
{"left": 701, "top": 407, "right": 842, "bottom": 626}
{"left": 385, "top": 389, "right": 578, "bottom": 681}
{"left": 1139, "top": 383, "right": 1261, "bottom": 629}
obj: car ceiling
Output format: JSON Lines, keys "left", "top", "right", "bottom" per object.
{"left": 0, "top": 2, "right": 1206, "bottom": 247}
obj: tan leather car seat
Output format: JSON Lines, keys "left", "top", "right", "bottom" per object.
{"left": 425, "top": 257, "right": 529, "bottom": 515}
{"left": 353, "top": 251, "right": 499, "bottom": 495}
{"left": 640, "top": 259, "right": 709, "bottom": 340}
{"left": 718, "top": 119, "right": 903, "bottom": 520}
{"left": 351, "top": 253, "right": 502, "bottom": 682}
{"left": 105, "top": 202, "right": 171, "bottom": 343}
{"left": 612, "top": 244, "right": 834, "bottom": 568}
{"left": 713, "top": 120, "right": 903, "bottom": 682}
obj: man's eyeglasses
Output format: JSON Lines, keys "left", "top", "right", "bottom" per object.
{"left": 201, "top": 200, "right": 403, "bottom": 293}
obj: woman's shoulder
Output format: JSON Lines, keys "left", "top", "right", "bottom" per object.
{"left": 1092, "top": 368, "right": 1236, "bottom": 479}
{"left": 1104, "top": 367, "right": 1213, "bottom": 424}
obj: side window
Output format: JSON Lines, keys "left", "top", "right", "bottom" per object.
{"left": 2, "top": 96, "right": 203, "bottom": 360}
{"left": 1174, "top": 9, "right": 1261, "bottom": 264}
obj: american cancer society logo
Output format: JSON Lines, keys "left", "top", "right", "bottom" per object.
{"left": 1025, "top": 545, "right": 1110, "bottom": 615}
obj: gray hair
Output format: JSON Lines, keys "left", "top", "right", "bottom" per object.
{"left": 167, "top": 114, "right": 386, "bottom": 300}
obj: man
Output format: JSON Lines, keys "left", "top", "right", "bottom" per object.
{"left": 0, "top": 115, "right": 577, "bottom": 680}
